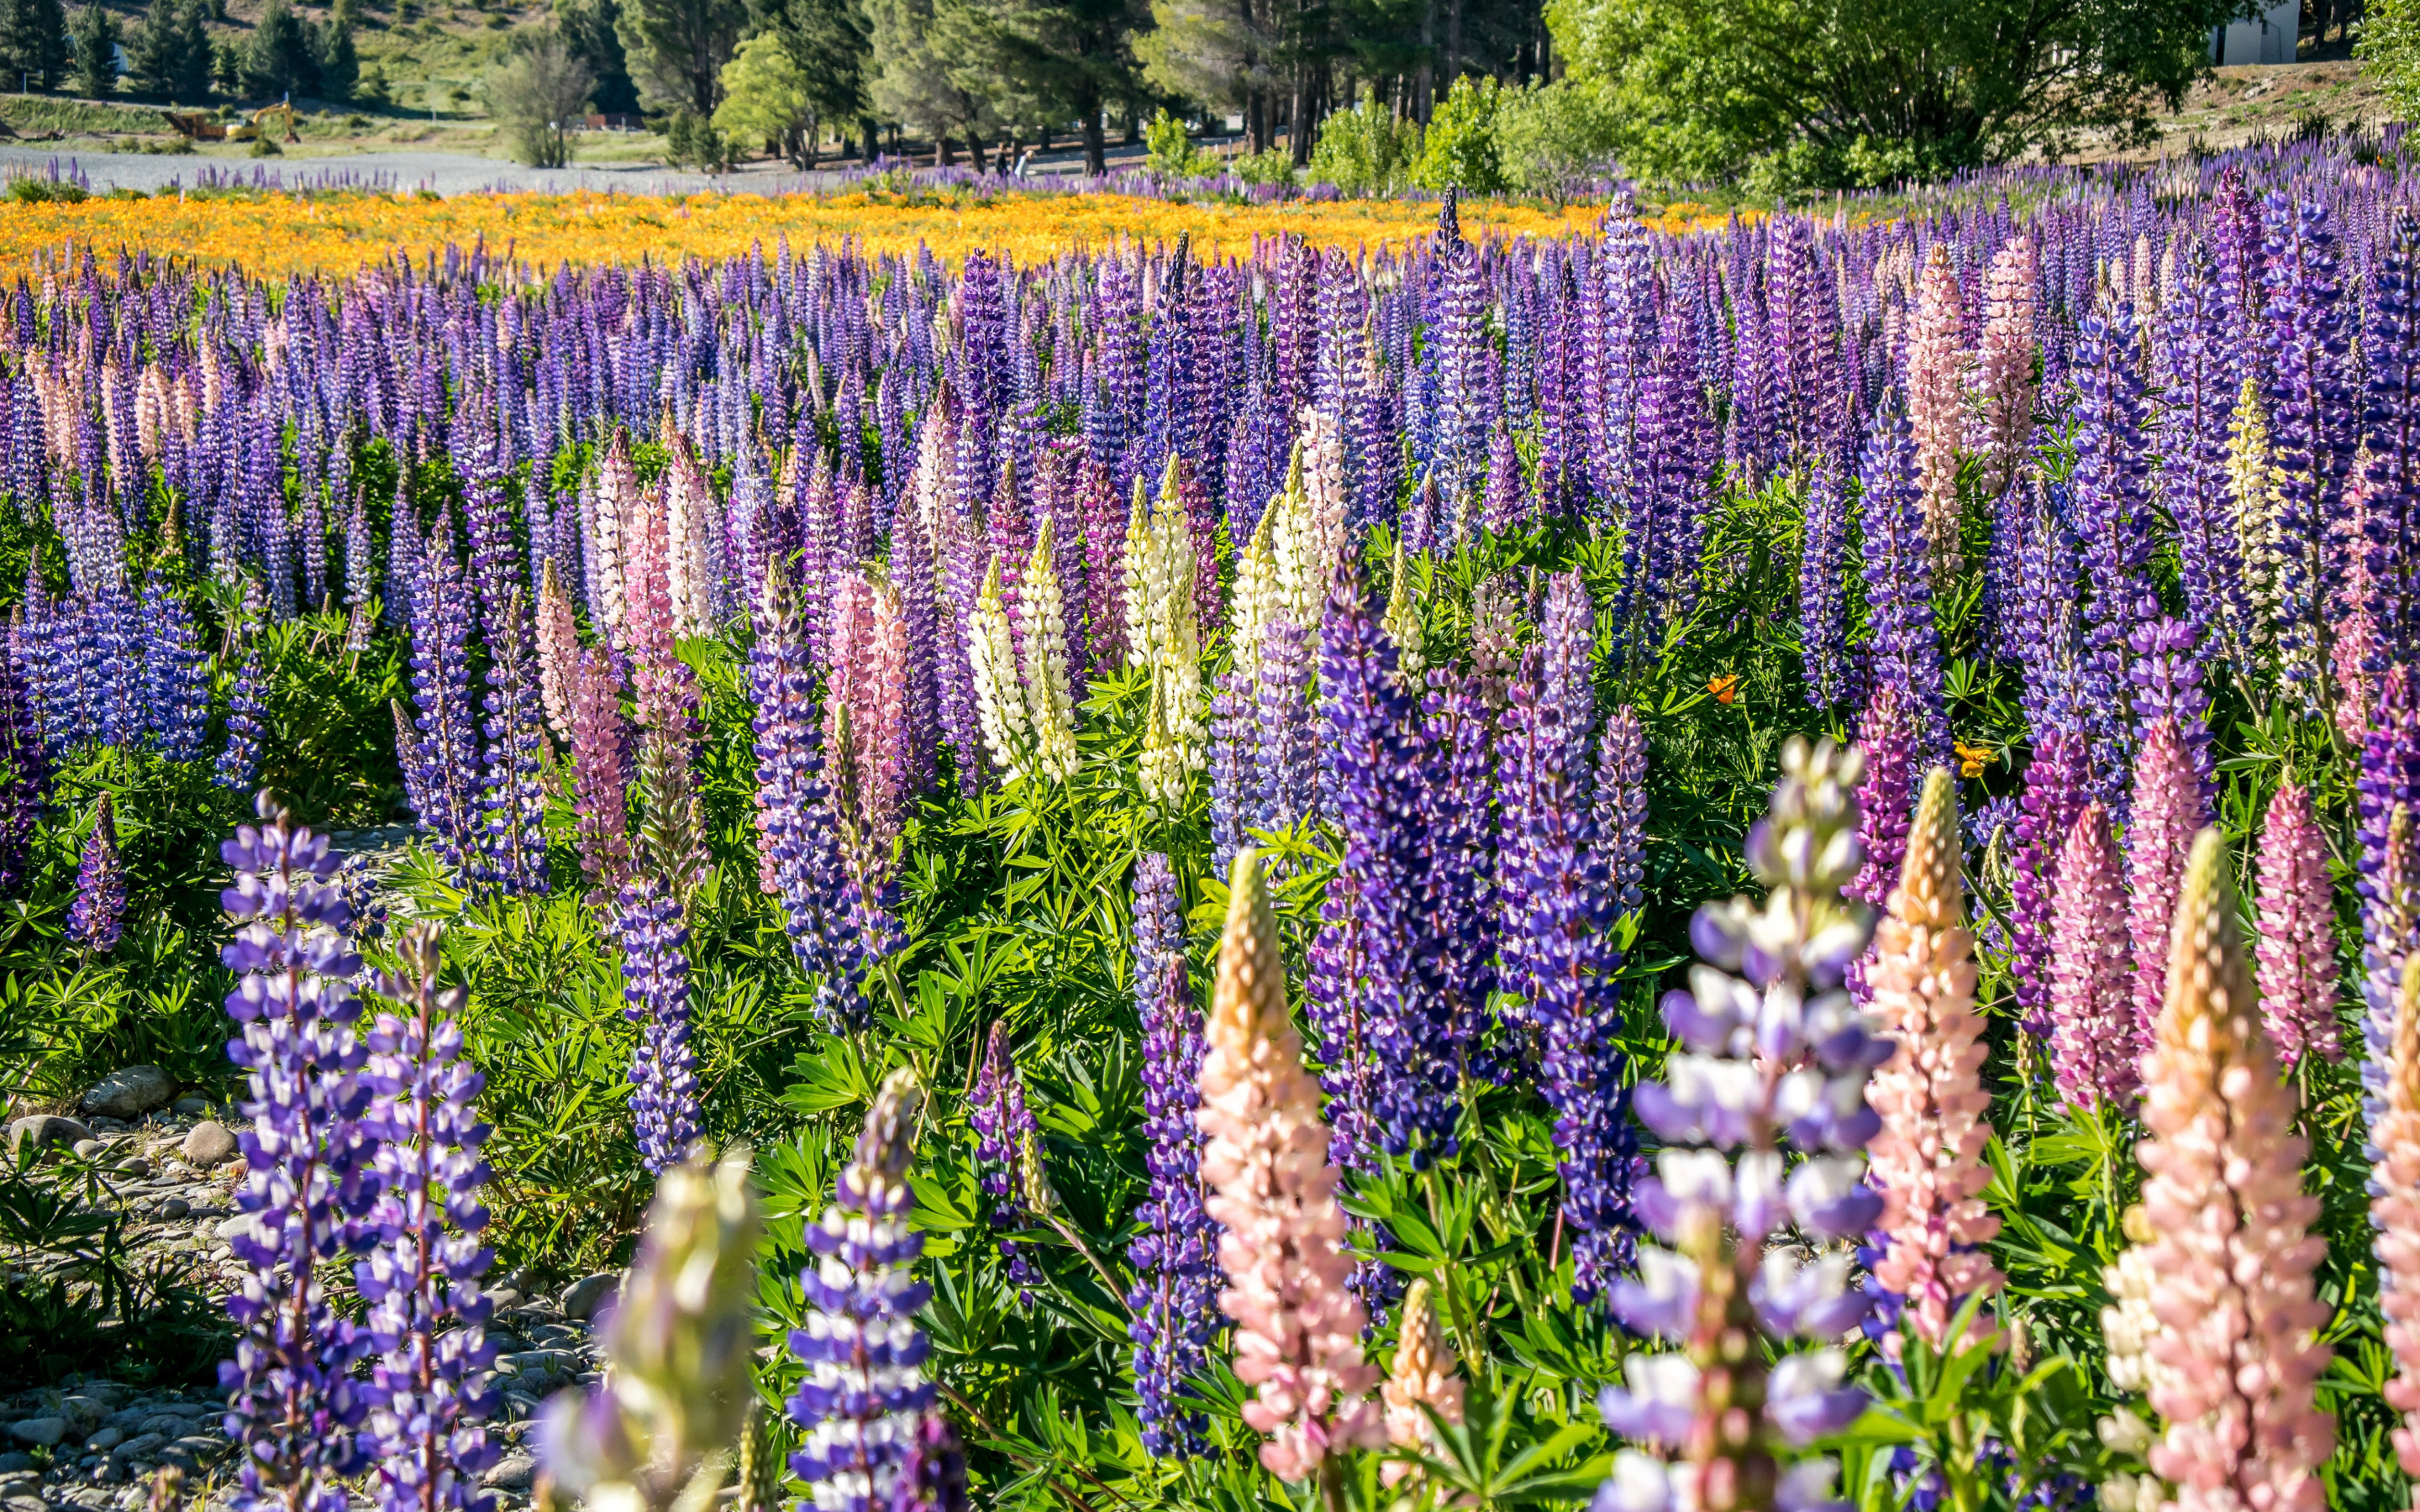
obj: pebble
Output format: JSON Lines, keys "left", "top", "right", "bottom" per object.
{"left": 7, "top": 1419, "right": 65, "bottom": 1447}
{"left": 115, "top": 1158, "right": 151, "bottom": 1179}
{"left": 157, "top": 1198, "right": 187, "bottom": 1220}
{"left": 560, "top": 1272, "right": 620, "bottom": 1320}
{"left": 71, "top": 1139, "right": 106, "bottom": 1159}
{"left": 82, "top": 1430, "right": 121, "bottom": 1455}
{"left": 5, "top": 1115, "right": 90, "bottom": 1153}
{"left": 156, "top": 1436, "right": 222, "bottom": 1470}
{"left": 481, "top": 1456, "right": 537, "bottom": 1491}
{"left": 213, "top": 1214, "right": 255, "bottom": 1243}
{"left": 108, "top": 1436, "right": 164, "bottom": 1462}
{"left": 79, "top": 1068, "right": 174, "bottom": 1121}
{"left": 179, "top": 1123, "right": 236, "bottom": 1169}
{"left": 169, "top": 1098, "right": 209, "bottom": 1117}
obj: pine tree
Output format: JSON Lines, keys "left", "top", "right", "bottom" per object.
{"left": 172, "top": 0, "right": 209, "bottom": 97}
{"left": 313, "top": 11, "right": 352, "bottom": 97}
{"left": 30, "top": 0, "right": 65, "bottom": 87}
{"left": 240, "top": 0, "right": 308, "bottom": 94}
{"left": 125, "top": 0, "right": 177, "bottom": 94}
{"left": 70, "top": 0, "right": 115, "bottom": 95}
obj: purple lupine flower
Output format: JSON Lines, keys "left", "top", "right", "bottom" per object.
{"left": 2067, "top": 303, "right": 2159, "bottom": 809}
{"left": 1497, "top": 573, "right": 1639, "bottom": 1299}
{"left": 145, "top": 576, "right": 209, "bottom": 762}
{"left": 1208, "top": 669, "right": 1251, "bottom": 877}
{"left": 1593, "top": 704, "right": 1649, "bottom": 916}
{"left": 748, "top": 564, "right": 864, "bottom": 1029}
{"left": 1429, "top": 191, "right": 1491, "bottom": 523}
{"left": 476, "top": 589, "right": 549, "bottom": 897}
{"left": 403, "top": 531, "right": 483, "bottom": 869}
{"left": 216, "top": 643, "right": 269, "bottom": 793}
{"left": 2128, "top": 617, "right": 2214, "bottom": 798}
{"left": 886, "top": 1415, "right": 969, "bottom": 1512}
{"left": 968, "top": 1021, "right": 1041, "bottom": 1298}
{"left": 356, "top": 922, "right": 500, "bottom": 1512}
{"left": 1252, "top": 617, "right": 1318, "bottom": 835}
{"left": 2009, "top": 729, "right": 2088, "bottom": 1036}
{"left": 2262, "top": 193, "right": 2355, "bottom": 699}
{"left": 65, "top": 789, "right": 125, "bottom": 953}
{"left": 0, "top": 627, "right": 45, "bottom": 896}
{"left": 2359, "top": 667, "right": 2420, "bottom": 1133}
{"left": 2155, "top": 244, "right": 2254, "bottom": 673}
{"left": 1124, "top": 853, "right": 1218, "bottom": 1457}
{"left": 1848, "top": 683, "right": 1916, "bottom": 919}
{"left": 1601, "top": 738, "right": 1883, "bottom": 1512}
{"left": 608, "top": 877, "right": 699, "bottom": 1175}
{"left": 1799, "top": 459, "right": 1852, "bottom": 708}
{"left": 1414, "top": 667, "right": 1501, "bottom": 1078}
{"left": 1858, "top": 407, "right": 1946, "bottom": 759}
{"left": 2366, "top": 211, "right": 2420, "bottom": 669}
{"left": 218, "top": 794, "right": 376, "bottom": 1512}
{"left": 786, "top": 1068, "right": 939, "bottom": 1512}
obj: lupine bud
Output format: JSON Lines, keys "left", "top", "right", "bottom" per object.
{"left": 1380, "top": 1278, "right": 1464, "bottom": 1486}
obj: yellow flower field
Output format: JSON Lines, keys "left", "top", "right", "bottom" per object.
{"left": 0, "top": 185, "right": 1733, "bottom": 277}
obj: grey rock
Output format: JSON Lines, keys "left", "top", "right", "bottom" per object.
{"left": 559, "top": 1273, "right": 620, "bottom": 1320}
{"left": 113, "top": 1158, "right": 150, "bottom": 1179}
{"left": 213, "top": 1214, "right": 255, "bottom": 1243}
{"left": 71, "top": 1140, "right": 104, "bottom": 1159}
{"left": 7, "top": 1116, "right": 89, "bottom": 1153}
{"left": 4, "top": 1494, "right": 45, "bottom": 1512}
{"left": 0, "top": 1457, "right": 28, "bottom": 1475}
{"left": 155, "top": 1437, "right": 222, "bottom": 1471}
{"left": 80, "top": 1068, "right": 173, "bottom": 1121}
{"left": 179, "top": 1124, "right": 235, "bottom": 1169}
{"left": 481, "top": 1457, "right": 537, "bottom": 1492}
{"left": 157, "top": 1198, "right": 187, "bottom": 1221}
{"left": 131, "top": 1418, "right": 193, "bottom": 1441}
{"left": 169, "top": 1097, "right": 208, "bottom": 1117}
{"left": 8, "top": 1420, "right": 65, "bottom": 1448}
{"left": 106, "top": 1436, "right": 163, "bottom": 1463}
{"left": 487, "top": 1288, "right": 522, "bottom": 1310}
{"left": 78, "top": 1433, "right": 118, "bottom": 1457}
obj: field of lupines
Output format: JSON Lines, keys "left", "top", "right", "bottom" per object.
{"left": 5, "top": 137, "right": 2420, "bottom": 1512}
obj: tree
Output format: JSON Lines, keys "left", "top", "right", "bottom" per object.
{"left": 614, "top": 0, "right": 742, "bottom": 114}
{"left": 1407, "top": 71, "right": 1501, "bottom": 188}
{"left": 865, "top": 0, "right": 997, "bottom": 166}
{"left": 171, "top": 0, "right": 208, "bottom": 96}
{"left": 2362, "top": 0, "right": 2420, "bottom": 116}
{"left": 313, "top": 12, "right": 355, "bottom": 100}
{"left": 484, "top": 29, "right": 592, "bottom": 165}
{"left": 1549, "top": 0, "right": 2246, "bottom": 190}
{"left": 712, "top": 31, "right": 812, "bottom": 161}
{"left": 752, "top": 0, "right": 870, "bottom": 157}
{"left": 242, "top": 0, "right": 315, "bottom": 97}
{"left": 555, "top": 0, "right": 637, "bottom": 114}
{"left": 1136, "top": 0, "right": 1274, "bottom": 147}
{"left": 125, "top": 0, "right": 179, "bottom": 93}
{"left": 984, "top": 0, "right": 1144, "bottom": 171}
{"left": 68, "top": 0, "right": 113, "bottom": 92}
{"left": 0, "top": 0, "right": 71, "bottom": 90}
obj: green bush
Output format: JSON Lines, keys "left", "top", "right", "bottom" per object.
{"left": 1493, "top": 77, "right": 1618, "bottom": 197}
{"left": 1231, "top": 145, "right": 1294, "bottom": 186}
{"left": 6, "top": 176, "right": 88, "bottom": 203}
{"left": 1142, "top": 107, "right": 1200, "bottom": 178}
{"left": 1306, "top": 88, "right": 1420, "bottom": 195}
{"left": 1411, "top": 73, "right": 1508, "bottom": 193}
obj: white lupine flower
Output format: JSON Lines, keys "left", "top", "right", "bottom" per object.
{"left": 968, "top": 555, "right": 1030, "bottom": 780}
{"left": 1018, "top": 519, "right": 1079, "bottom": 782}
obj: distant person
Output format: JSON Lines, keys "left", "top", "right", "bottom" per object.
{"left": 1014, "top": 149, "right": 1033, "bottom": 179}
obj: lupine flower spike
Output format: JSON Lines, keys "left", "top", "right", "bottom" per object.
{"left": 1599, "top": 737, "right": 1885, "bottom": 1512}
{"left": 539, "top": 1147, "right": 760, "bottom": 1512}
{"left": 65, "top": 789, "right": 125, "bottom": 953}
{"left": 2048, "top": 802, "right": 2138, "bottom": 1110}
{"left": 2372, "top": 956, "right": 2420, "bottom": 1479}
{"left": 1865, "top": 768, "right": 2002, "bottom": 1352}
{"left": 2255, "top": 778, "right": 2342, "bottom": 1067}
{"left": 1200, "top": 847, "right": 1383, "bottom": 1483}
{"left": 1380, "top": 1277, "right": 1465, "bottom": 1486}
{"left": 2108, "top": 828, "right": 2335, "bottom": 1512}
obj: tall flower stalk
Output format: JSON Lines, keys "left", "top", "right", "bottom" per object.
{"left": 2255, "top": 777, "right": 2341, "bottom": 1068}
{"left": 66, "top": 788, "right": 124, "bottom": 953}
{"left": 609, "top": 877, "right": 700, "bottom": 1175}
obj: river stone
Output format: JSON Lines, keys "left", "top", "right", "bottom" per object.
{"left": 6, "top": 1115, "right": 89, "bottom": 1153}
{"left": 158, "top": 1197, "right": 188, "bottom": 1220}
{"left": 80, "top": 1067, "right": 174, "bottom": 1121}
{"left": 481, "top": 1457, "right": 537, "bottom": 1491}
{"left": 179, "top": 1123, "right": 236, "bottom": 1168}
{"left": 8, "top": 1419, "right": 66, "bottom": 1448}
{"left": 169, "top": 1097, "right": 208, "bottom": 1116}
{"left": 560, "top": 1273, "right": 620, "bottom": 1320}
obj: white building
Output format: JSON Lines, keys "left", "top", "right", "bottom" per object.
{"left": 2212, "top": 0, "right": 2300, "bottom": 65}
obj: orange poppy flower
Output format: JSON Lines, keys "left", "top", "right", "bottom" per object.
{"left": 1954, "top": 740, "right": 1995, "bottom": 778}
{"left": 1709, "top": 675, "right": 1741, "bottom": 706}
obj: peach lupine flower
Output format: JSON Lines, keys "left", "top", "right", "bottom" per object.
{"left": 2128, "top": 719, "right": 2206, "bottom": 1044}
{"left": 1865, "top": 767, "right": 2002, "bottom": 1351}
{"left": 2372, "top": 955, "right": 2420, "bottom": 1476}
{"left": 2133, "top": 828, "right": 2336, "bottom": 1512}
{"left": 2049, "top": 801, "right": 2138, "bottom": 1109}
{"left": 1197, "top": 848, "right": 1383, "bottom": 1483}
{"left": 1380, "top": 1277, "right": 1465, "bottom": 1486}
{"left": 1907, "top": 244, "right": 1970, "bottom": 580}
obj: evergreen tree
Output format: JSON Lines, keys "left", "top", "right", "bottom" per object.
{"left": 125, "top": 0, "right": 178, "bottom": 94}
{"left": 613, "top": 0, "right": 739, "bottom": 113}
{"left": 313, "top": 12, "right": 353, "bottom": 98}
{"left": 240, "top": 0, "right": 310, "bottom": 95}
{"left": 171, "top": 0, "right": 209, "bottom": 97}
{"left": 70, "top": 0, "right": 116, "bottom": 95}
{"left": 554, "top": 0, "right": 635, "bottom": 113}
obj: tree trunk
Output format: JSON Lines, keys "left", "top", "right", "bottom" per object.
{"left": 965, "top": 127, "right": 987, "bottom": 171}
{"left": 1123, "top": 108, "right": 1140, "bottom": 144}
{"left": 861, "top": 117, "right": 877, "bottom": 163}
{"left": 800, "top": 112, "right": 817, "bottom": 169}
{"left": 1289, "top": 57, "right": 1309, "bottom": 166}
{"left": 937, "top": 131, "right": 954, "bottom": 165}
{"left": 1444, "top": 0, "right": 1460, "bottom": 92}
{"left": 1081, "top": 107, "right": 1105, "bottom": 173}
{"left": 1415, "top": 0, "right": 1434, "bottom": 121}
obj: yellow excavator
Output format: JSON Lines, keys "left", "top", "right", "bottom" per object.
{"left": 246, "top": 102, "right": 302, "bottom": 144}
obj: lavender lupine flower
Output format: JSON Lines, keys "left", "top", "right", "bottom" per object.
{"left": 967, "top": 1021, "right": 1041, "bottom": 1298}
{"left": 1498, "top": 586, "right": 1639, "bottom": 1299}
{"left": 216, "top": 643, "right": 268, "bottom": 793}
{"left": 2262, "top": 193, "right": 2355, "bottom": 698}
{"left": 1594, "top": 705, "right": 1649, "bottom": 916}
{"left": 0, "top": 630, "right": 45, "bottom": 896}
{"left": 2128, "top": 618, "right": 2214, "bottom": 798}
{"left": 1849, "top": 684, "right": 1916, "bottom": 920}
{"left": 1859, "top": 410, "right": 1946, "bottom": 753}
{"left": 2157, "top": 244, "right": 2255, "bottom": 675}
{"left": 1799, "top": 459, "right": 1852, "bottom": 708}
{"left": 218, "top": 795, "right": 376, "bottom": 1512}
{"left": 2011, "top": 731, "right": 2088, "bottom": 1036}
{"left": 1125, "top": 853, "right": 1218, "bottom": 1458}
{"left": 476, "top": 589, "right": 550, "bottom": 897}
{"left": 786, "top": 1068, "right": 940, "bottom": 1512}
{"left": 357, "top": 922, "right": 499, "bottom": 1512}
{"left": 403, "top": 534, "right": 483, "bottom": 869}
{"left": 608, "top": 877, "right": 700, "bottom": 1175}
{"left": 1599, "top": 738, "right": 1883, "bottom": 1512}
{"left": 65, "top": 789, "right": 125, "bottom": 953}
{"left": 749, "top": 566, "right": 864, "bottom": 1029}
{"left": 145, "top": 576, "right": 209, "bottom": 762}
{"left": 2068, "top": 303, "right": 2159, "bottom": 808}
{"left": 2366, "top": 213, "right": 2420, "bottom": 671}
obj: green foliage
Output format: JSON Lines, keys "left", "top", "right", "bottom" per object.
{"left": 242, "top": 0, "right": 316, "bottom": 98}
{"left": 1307, "top": 87, "right": 1420, "bottom": 195}
{"left": 1410, "top": 72, "right": 1507, "bottom": 192}
{"left": 67, "top": 0, "right": 113, "bottom": 96}
{"left": 484, "top": 28, "right": 595, "bottom": 166}
{"left": 1491, "top": 77, "right": 1617, "bottom": 196}
{"left": 2361, "top": 0, "right": 2420, "bottom": 118}
{"left": 1230, "top": 144, "right": 1293, "bottom": 186}
{"left": 711, "top": 31, "right": 812, "bottom": 161}
{"left": 615, "top": 0, "right": 741, "bottom": 115}
{"left": 1141, "top": 104, "right": 1198, "bottom": 177}
{"left": 1548, "top": 0, "right": 2240, "bottom": 191}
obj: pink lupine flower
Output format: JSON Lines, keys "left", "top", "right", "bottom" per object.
{"left": 1197, "top": 847, "right": 1383, "bottom": 1483}
{"left": 2371, "top": 955, "right": 2420, "bottom": 1476}
{"left": 2049, "top": 801, "right": 2137, "bottom": 1109}
{"left": 2134, "top": 829, "right": 2336, "bottom": 1512}
{"left": 1973, "top": 235, "right": 2039, "bottom": 499}
{"left": 1379, "top": 1278, "right": 1463, "bottom": 1487}
{"left": 824, "top": 570, "right": 910, "bottom": 888}
{"left": 1907, "top": 243, "right": 1970, "bottom": 579}
{"left": 536, "top": 558, "right": 580, "bottom": 746}
{"left": 2255, "top": 779, "right": 2342, "bottom": 1067}
{"left": 1866, "top": 768, "right": 2002, "bottom": 1350}
{"left": 2128, "top": 718, "right": 2207, "bottom": 1043}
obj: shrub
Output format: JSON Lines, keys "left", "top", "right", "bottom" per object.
{"left": 1232, "top": 145, "right": 1294, "bottom": 186}
{"left": 1143, "top": 107, "right": 1200, "bottom": 178}
{"left": 1410, "top": 73, "right": 1507, "bottom": 193}
{"left": 1307, "top": 88, "right": 1420, "bottom": 195}
{"left": 1493, "top": 78, "right": 1618, "bottom": 197}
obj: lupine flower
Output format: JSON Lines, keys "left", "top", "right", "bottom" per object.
{"left": 1865, "top": 768, "right": 2002, "bottom": 1351}
{"left": 966, "top": 555, "right": 1032, "bottom": 780}
{"left": 2012, "top": 730, "right": 2089, "bottom": 1034}
{"left": 823, "top": 571, "right": 912, "bottom": 913}
{"left": 2365, "top": 803, "right": 2420, "bottom": 1137}
{"left": 0, "top": 628, "right": 45, "bottom": 897}
{"left": 65, "top": 789, "right": 125, "bottom": 953}
{"left": 1125, "top": 853, "right": 1218, "bottom": 1458}
{"left": 1593, "top": 705, "right": 1649, "bottom": 916}
{"left": 535, "top": 559, "right": 580, "bottom": 745}
{"left": 2049, "top": 801, "right": 2137, "bottom": 1110}
{"left": 1798, "top": 459, "right": 1851, "bottom": 708}
{"left": 1973, "top": 235, "right": 2039, "bottom": 499}
{"left": 2370, "top": 955, "right": 2420, "bottom": 1478}
{"left": 216, "top": 642, "right": 268, "bottom": 793}
{"left": 1849, "top": 683, "right": 1916, "bottom": 921}
{"left": 2121, "top": 828, "right": 2336, "bottom": 1512}
{"left": 1381, "top": 539, "right": 1426, "bottom": 690}
{"left": 886, "top": 1415, "right": 968, "bottom": 1512}
{"left": 1199, "top": 847, "right": 1384, "bottom": 1483}
{"left": 1379, "top": 1277, "right": 1464, "bottom": 1485}
{"left": 2261, "top": 193, "right": 2355, "bottom": 700}
{"left": 218, "top": 795, "right": 376, "bottom": 1512}
{"left": 786, "top": 1068, "right": 941, "bottom": 1512}
{"left": 1124, "top": 463, "right": 1203, "bottom": 769}
{"left": 476, "top": 588, "right": 550, "bottom": 897}
{"left": 968, "top": 1021, "right": 1041, "bottom": 1298}
{"left": 356, "top": 921, "right": 499, "bottom": 1512}
{"left": 749, "top": 566, "right": 865, "bottom": 1028}
{"left": 1600, "top": 737, "right": 1882, "bottom": 1512}
{"left": 2254, "top": 778, "right": 2340, "bottom": 1067}
{"left": 1859, "top": 412, "right": 1947, "bottom": 750}
{"left": 570, "top": 648, "right": 634, "bottom": 895}
{"left": 1017, "top": 518, "right": 1079, "bottom": 781}
{"left": 2227, "top": 376, "right": 2284, "bottom": 659}
{"left": 1907, "top": 244, "right": 1969, "bottom": 579}
{"left": 2128, "top": 720, "right": 2209, "bottom": 1043}
{"left": 608, "top": 877, "right": 700, "bottom": 1176}
{"left": 2070, "top": 302, "right": 2160, "bottom": 808}
{"left": 145, "top": 576, "right": 209, "bottom": 763}
{"left": 540, "top": 1147, "right": 760, "bottom": 1512}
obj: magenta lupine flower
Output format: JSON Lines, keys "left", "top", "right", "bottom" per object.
{"left": 569, "top": 648, "right": 634, "bottom": 896}
{"left": 2128, "top": 718, "right": 2211, "bottom": 1044}
{"left": 1849, "top": 683, "right": 1916, "bottom": 917}
{"left": 218, "top": 795, "right": 376, "bottom": 1512}
{"left": 2256, "top": 779, "right": 2341, "bottom": 1068}
{"left": 2011, "top": 730, "right": 2089, "bottom": 1036}
{"left": 65, "top": 789, "right": 125, "bottom": 953}
{"left": 357, "top": 923, "right": 500, "bottom": 1512}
